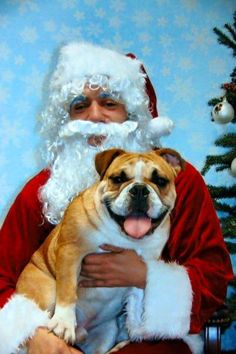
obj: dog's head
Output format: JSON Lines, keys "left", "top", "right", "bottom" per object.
{"left": 95, "top": 148, "right": 185, "bottom": 240}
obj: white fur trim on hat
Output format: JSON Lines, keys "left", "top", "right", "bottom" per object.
{"left": 0, "top": 294, "right": 49, "bottom": 354}
{"left": 125, "top": 260, "right": 200, "bottom": 351}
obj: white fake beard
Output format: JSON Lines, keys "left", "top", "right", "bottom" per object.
{"left": 40, "top": 120, "right": 154, "bottom": 225}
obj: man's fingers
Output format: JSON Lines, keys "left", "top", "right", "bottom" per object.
{"left": 99, "top": 244, "right": 124, "bottom": 253}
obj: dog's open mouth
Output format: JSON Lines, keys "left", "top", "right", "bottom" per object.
{"left": 105, "top": 200, "right": 168, "bottom": 239}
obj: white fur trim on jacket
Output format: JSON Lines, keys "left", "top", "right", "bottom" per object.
{"left": 0, "top": 294, "right": 49, "bottom": 354}
{"left": 125, "top": 260, "right": 202, "bottom": 353}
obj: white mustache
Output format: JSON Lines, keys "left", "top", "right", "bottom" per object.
{"left": 58, "top": 120, "right": 138, "bottom": 139}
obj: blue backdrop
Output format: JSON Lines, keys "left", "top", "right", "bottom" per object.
{"left": 0, "top": 0, "right": 235, "bottom": 350}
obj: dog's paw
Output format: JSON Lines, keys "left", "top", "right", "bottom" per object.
{"left": 48, "top": 305, "right": 77, "bottom": 344}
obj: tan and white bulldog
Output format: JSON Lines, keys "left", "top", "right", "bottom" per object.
{"left": 16, "top": 148, "right": 184, "bottom": 354}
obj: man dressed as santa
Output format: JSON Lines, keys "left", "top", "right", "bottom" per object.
{"left": 0, "top": 42, "right": 233, "bottom": 354}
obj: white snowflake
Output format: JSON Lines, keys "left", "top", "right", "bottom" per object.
{"left": 132, "top": 10, "right": 152, "bottom": 27}
{"left": 58, "top": 0, "right": 77, "bottom": 8}
{"left": 161, "top": 66, "right": 171, "bottom": 76}
{"left": 167, "top": 76, "right": 197, "bottom": 103}
{"left": 86, "top": 23, "right": 103, "bottom": 38}
{"left": 84, "top": 0, "right": 97, "bottom": 6}
{"left": 157, "top": 17, "right": 168, "bottom": 27}
{"left": 184, "top": 26, "right": 214, "bottom": 52}
{"left": 8, "top": 0, "right": 39, "bottom": 15}
{"left": 208, "top": 58, "right": 227, "bottom": 75}
{"left": 0, "top": 42, "right": 11, "bottom": 61}
{"left": 20, "top": 148, "right": 37, "bottom": 169}
{"left": 159, "top": 34, "right": 173, "bottom": 48}
{"left": 139, "top": 33, "right": 152, "bottom": 42}
{"left": 174, "top": 15, "right": 188, "bottom": 27}
{"left": 0, "top": 15, "right": 9, "bottom": 28}
{"left": 181, "top": 0, "right": 198, "bottom": 11}
{"left": 0, "top": 116, "right": 29, "bottom": 147}
{"left": 74, "top": 11, "right": 85, "bottom": 21}
{"left": 161, "top": 50, "right": 176, "bottom": 64}
{"left": 110, "top": 0, "right": 125, "bottom": 12}
{"left": 20, "top": 26, "right": 39, "bottom": 44}
{"left": 141, "top": 46, "right": 152, "bottom": 56}
{"left": 187, "top": 132, "right": 208, "bottom": 152}
{"left": 177, "top": 117, "right": 191, "bottom": 129}
{"left": 103, "top": 35, "right": 133, "bottom": 52}
{"left": 95, "top": 8, "right": 106, "bottom": 18}
{"left": 15, "top": 99, "right": 31, "bottom": 115}
{"left": 15, "top": 55, "right": 25, "bottom": 65}
{"left": 178, "top": 57, "right": 194, "bottom": 71}
{"left": 0, "top": 87, "right": 10, "bottom": 103}
{"left": 21, "top": 67, "right": 43, "bottom": 97}
{"left": 43, "top": 20, "right": 56, "bottom": 32}
{"left": 1, "top": 70, "right": 14, "bottom": 82}
{"left": 0, "top": 152, "right": 7, "bottom": 168}
{"left": 39, "top": 50, "right": 51, "bottom": 64}
{"left": 51, "top": 24, "right": 82, "bottom": 43}
{"left": 154, "top": 0, "right": 170, "bottom": 4}
{"left": 109, "top": 16, "right": 122, "bottom": 29}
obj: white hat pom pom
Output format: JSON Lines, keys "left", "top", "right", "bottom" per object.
{"left": 147, "top": 117, "right": 174, "bottom": 138}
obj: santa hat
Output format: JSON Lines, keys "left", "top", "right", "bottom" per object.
{"left": 40, "top": 42, "right": 173, "bottom": 161}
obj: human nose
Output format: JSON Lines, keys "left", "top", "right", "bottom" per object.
{"left": 87, "top": 102, "right": 107, "bottom": 122}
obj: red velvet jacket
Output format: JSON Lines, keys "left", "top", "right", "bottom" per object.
{"left": 0, "top": 163, "right": 233, "bottom": 333}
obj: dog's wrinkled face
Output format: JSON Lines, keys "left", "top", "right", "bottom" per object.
{"left": 95, "top": 148, "right": 184, "bottom": 240}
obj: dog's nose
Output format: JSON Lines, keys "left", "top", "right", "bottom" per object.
{"left": 129, "top": 184, "right": 150, "bottom": 199}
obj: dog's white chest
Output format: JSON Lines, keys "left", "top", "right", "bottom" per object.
{"left": 76, "top": 286, "right": 127, "bottom": 329}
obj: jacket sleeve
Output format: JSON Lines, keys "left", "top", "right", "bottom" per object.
{"left": 125, "top": 162, "right": 233, "bottom": 351}
{"left": 0, "top": 170, "right": 54, "bottom": 354}
{"left": 169, "top": 162, "right": 233, "bottom": 333}
{"left": 0, "top": 170, "right": 53, "bottom": 307}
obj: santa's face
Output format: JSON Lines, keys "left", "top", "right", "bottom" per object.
{"left": 69, "top": 86, "right": 127, "bottom": 147}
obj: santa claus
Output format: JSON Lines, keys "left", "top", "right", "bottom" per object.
{"left": 0, "top": 42, "right": 233, "bottom": 354}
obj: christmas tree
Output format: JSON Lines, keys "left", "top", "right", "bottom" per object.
{"left": 201, "top": 12, "right": 236, "bottom": 319}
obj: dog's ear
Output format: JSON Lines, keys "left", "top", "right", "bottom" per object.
{"left": 153, "top": 148, "right": 185, "bottom": 174}
{"left": 95, "top": 148, "right": 126, "bottom": 179}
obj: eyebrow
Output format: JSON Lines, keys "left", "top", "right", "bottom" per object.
{"left": 98, "top": 91, "right": 116, "bottom": 99}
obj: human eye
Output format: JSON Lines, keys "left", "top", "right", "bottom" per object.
{"left": 69, "top": 96, "right": 88, "bottom": 114}
{"left": 103, "top": 99, "right": 119, "bottom": 109}
{"left": 73, "top": 102, "right": 88, "bottom": 112}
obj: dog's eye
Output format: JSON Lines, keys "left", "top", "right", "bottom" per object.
{"left": 110, "top": 171, "right": 128, "bottom": 184}
{"left": 151, "top": 170, "right": 169, "bottom": 188}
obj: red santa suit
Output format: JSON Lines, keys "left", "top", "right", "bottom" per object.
{"left": 0, "top": 162, "right": 233, "bottom": 354}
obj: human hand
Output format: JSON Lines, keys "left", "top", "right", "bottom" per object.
{"left": 27, "top": 327, "right": 82, "bottom": 354}
{"left": 80, "top": 244, "right": 147, "bottom": 289}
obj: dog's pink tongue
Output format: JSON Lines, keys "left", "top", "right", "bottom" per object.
{"left": 123, "top": 216, "right": 152, "bottom": 239}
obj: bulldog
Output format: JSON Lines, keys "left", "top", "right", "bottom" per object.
{"left": 16, "top": 148, "right": 184, "bottom": 354}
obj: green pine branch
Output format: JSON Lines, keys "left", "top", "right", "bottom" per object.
{"left": 221, "top": 216, "right": 236, "bottom": 238}
{"left": 224, "top": 23, "right": 236, "bottom": 43}
{"left": 201, "top": 151, "right": 235, "bottom": 175}
{"left": 226, "top": 241, "right": 236, "bottom": 253}
{"left": 214, "top": 200, "right": 236, "bottom": 214}
{"left": 215, "top": 133, "right": 236, "bottom": 148}
{"left": 213, "top": 27, "right": 236, "bottom": 56}
{"left": 207, "top": 185, "right": 236, "bottom": 198}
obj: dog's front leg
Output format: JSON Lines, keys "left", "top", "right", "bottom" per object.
{"left": 48, "top": 243, "right": 83, "bottom": 344}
